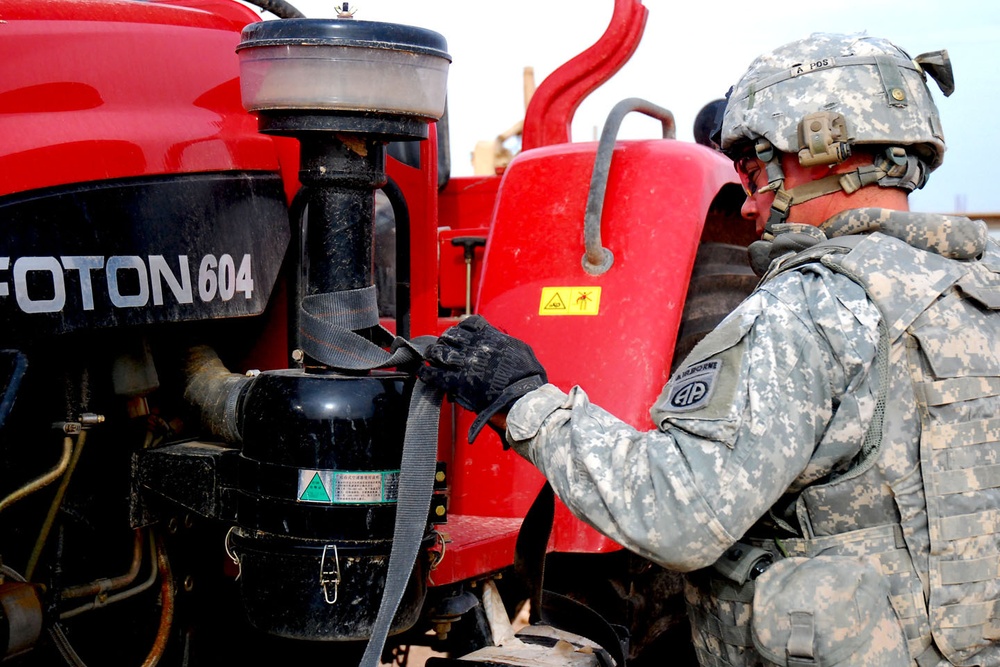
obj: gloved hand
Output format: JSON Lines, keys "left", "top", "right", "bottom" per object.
{"left": 418, "top": 315, "right": 547, "bottom": 443}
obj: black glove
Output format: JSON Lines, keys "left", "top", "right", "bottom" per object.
{"left": 418, "top": 315, "right": 547, "bottom": 443}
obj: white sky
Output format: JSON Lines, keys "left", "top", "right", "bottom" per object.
{"left": 282, "top": 0, "right": 1000, "bottom": 214}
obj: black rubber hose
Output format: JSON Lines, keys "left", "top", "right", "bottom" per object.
{"left": 182, "top": 346, "right": 252, "bottom": 445}
{"left": 240, "top": 0, "right": 306, "bottom": 19}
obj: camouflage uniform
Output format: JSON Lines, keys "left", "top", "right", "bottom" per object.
{"left": 507, "top": 209, "right": 1000, "bottom": 666}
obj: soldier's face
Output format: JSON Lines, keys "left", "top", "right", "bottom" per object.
{"left": 737, "top": 153, "right": 838, "bottom": 234}
{"left": 736, "top": 156, "right": 775, "bottom": 236}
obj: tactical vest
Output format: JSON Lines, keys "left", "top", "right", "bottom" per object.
{"left": 685, "top": 219, "right": 1000, "bottom": 667}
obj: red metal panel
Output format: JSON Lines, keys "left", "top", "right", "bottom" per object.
{"left": 460, "top": 139, "right": 738, "bottom": 553}
{"left": 0, "top": 0, "right": 281, "bottom": 197}
{"left": 428, "top": 514, "right": 524, "bottom": 586}
{"left": 386, "top": 124, "right": 441, "bottom": 339}
{"left": 439, "top": 175, "right": 502, "bottom": 232}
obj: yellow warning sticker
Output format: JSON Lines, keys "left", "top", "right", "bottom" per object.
{"left": 539, "top": 287, "right": 602, "bottom": 316}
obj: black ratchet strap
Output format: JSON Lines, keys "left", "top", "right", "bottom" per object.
{"left": 359, "top": 378, "right": 442, "bottom": 667}
{"left": 297, "top": 284, "right": 441, "bottom": 667}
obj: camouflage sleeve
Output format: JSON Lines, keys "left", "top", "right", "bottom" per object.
{"left": 506, "top": 264, "right": 880, "bottom": 571}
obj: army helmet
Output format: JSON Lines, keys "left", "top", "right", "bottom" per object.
{"left": 719, "top": 32, "right": 952, "bottom": 174}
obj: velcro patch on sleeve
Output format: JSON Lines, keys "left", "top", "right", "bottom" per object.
{"left": 665, "top": 360, "right": 721, "bottom": 412}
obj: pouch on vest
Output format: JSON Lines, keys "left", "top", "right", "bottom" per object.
{"left": 751, "top": 556, "right": 910, "bottom": 667}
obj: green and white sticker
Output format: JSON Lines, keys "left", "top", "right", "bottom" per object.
{"left": 297, "top": 469, "right": 400, "bottom": 504}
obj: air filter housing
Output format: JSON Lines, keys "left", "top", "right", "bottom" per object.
{"left": 237, "top": 18, "right": 450, "bottom": 121}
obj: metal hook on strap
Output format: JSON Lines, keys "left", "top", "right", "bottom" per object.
{"left": 320, "top": 544, "right": 341, "bottom": 605}
{"left": 224, "top": 526, "right": 242, "bottom": 581}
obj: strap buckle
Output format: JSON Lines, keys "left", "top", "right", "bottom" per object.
{"left": 320, "top": 544, "right": 341, "bottom": 604}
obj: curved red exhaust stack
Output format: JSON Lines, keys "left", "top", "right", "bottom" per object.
{"left": 521, "top": 0, "right": 648, "bottom": 150}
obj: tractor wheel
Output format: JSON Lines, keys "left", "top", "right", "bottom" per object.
{"left": 540, "top": 550, "right": 695, "bottom": 666}
{"left": 672, "top": 242, "right": 758, "bottom": 371}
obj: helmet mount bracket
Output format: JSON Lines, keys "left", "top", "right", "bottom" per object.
{"left": 797, "top": 112, "right": 852, "bottom": 167}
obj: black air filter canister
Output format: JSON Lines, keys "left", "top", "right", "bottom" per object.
{"left": 231, "top": 369, "right": 427, "bottom": 640}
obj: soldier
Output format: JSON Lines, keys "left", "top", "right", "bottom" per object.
{"left": 419, "top": 32, "right": 996, "bottom": 666}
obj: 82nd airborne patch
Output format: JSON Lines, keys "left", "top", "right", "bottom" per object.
{"left": 666, "top": 360, "right": 721, "bottom": 412}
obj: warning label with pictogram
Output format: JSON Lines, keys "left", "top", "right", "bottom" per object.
{"left": 299, "top": 471, "right": 332, "bottom": 503}
{"left": 297, "top": 469, "right": 401, "bottom": 504}
{"left": 539, "top": 286, "right": 602, "bottom": 316}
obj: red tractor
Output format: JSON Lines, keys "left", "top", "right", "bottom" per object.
{"left": 0, "top": 1, "right": 756, "bottom": 665}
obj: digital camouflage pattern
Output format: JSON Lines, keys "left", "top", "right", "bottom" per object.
{"left": 820, "top": 208, "right": 987, "bottom": 259}
{"left": 507, "top": 209, "right": 1000, "bottom": 666}
{"left": 719, "top": 33, "right": 946, "bottom": 169}
{"left": 751, "top": 557, "right": 910, "bottom": 666}
{"left": 749, "top": 209, "right": 989, "bottom": 277}
{"left": 781, "top": 211, "right": 1000, "bottom": 667}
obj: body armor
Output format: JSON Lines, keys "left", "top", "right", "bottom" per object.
{"left": 688, "top": 211, "right": 1000, "bottom": 667}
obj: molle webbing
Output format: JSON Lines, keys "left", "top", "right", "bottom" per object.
{"left": 685, "top": 580, "right": 760, "bottom": 667}
{"left": 757, "top": 226, "right": 1000, "bottom": 664}
{"left": 804, "top": 232, "right": 1000, "bottom": 665}
{"left": 908, "top": 282, "right": 1000, "bottom": 664}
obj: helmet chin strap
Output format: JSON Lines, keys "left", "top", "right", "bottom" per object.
{"left": 766, "top": 173, "right": 843, "bottom": 226}
{"left": 763, "top": 146, "right": 925, "bottom": 227}
{"left": 752, "top": 109, "right": 928, "bottom": 227}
